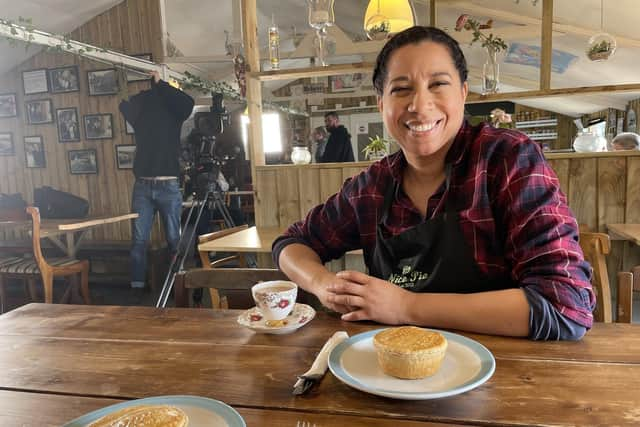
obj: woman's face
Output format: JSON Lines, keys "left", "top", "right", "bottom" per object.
{"left": 377, "top": 41, "right": 468, "bottom": 161}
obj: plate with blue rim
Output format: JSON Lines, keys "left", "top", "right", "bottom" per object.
{"left": 328, "top": 328, "right": 495, "bottom": 400}
{"left": 63, "top": 395, "right": 245, "bottom": 427}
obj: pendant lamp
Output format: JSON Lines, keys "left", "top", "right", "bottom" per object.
{"left": 364, "top": 0, "right": 415, "bottom": 40}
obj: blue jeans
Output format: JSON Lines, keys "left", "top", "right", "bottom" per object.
{"left": 130, "top": 178, "right": 182, "bottom": 287}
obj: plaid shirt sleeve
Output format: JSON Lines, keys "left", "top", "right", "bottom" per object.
{"left": 489, "top": 132, "right": 595, "bottom": 329}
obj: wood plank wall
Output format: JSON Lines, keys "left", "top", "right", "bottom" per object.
{"left": 257, "top": 152, "right": 640, "bottom": 278}
{"left": 0, "top": 0, "right": 163, "bottom": 243}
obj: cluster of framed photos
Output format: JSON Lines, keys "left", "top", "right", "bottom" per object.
{"left": 0, "top": 131, "right": 135, "bottom": 172}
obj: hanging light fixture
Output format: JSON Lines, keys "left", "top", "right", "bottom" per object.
{"left": 363, "top": 0, "right": 415, "bottom": 41}
{"left": 586, "top": 0, "right": 616, "bottom": 61}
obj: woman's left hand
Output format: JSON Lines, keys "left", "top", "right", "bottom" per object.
{"left": 326, "top": 270, "right": 410, "bottom": 324}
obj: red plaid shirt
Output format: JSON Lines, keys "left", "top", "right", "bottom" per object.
{"left": 274, "top": 121, "right": 595, "bottom": 330}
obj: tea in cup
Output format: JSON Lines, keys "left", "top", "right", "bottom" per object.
{"left": 251, "top": 280, "right": 298, "bottom": 321}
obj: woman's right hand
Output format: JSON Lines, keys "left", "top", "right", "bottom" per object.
{"left": 311, "top": 271, "right": 354, "bottom": 314}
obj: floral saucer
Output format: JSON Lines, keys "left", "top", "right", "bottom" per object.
{"left": 237, "top": 303, "right": 316, "bottom": 334}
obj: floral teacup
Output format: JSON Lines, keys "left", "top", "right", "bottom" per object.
{"left": 251, "top": 280, "right": 298, "bottom": 321}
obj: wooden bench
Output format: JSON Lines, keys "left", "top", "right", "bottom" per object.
{"left": 0, "top": 207, "right": 90, "bottom": 309}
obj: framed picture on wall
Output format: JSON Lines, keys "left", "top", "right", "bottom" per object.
{"left": 115, "top": 144, "right": 136, "bottom": 169}
{"left": 329, "top": 73, "right": 364, "bottom": 93}
{"left": 0, "top": 93, "right": 18, "bottom": 117}
{"left": 127, "top": 53, "right": 153, "bottom": 82}
{"left": 25, "top": 99, "right": 54, "bottom": 124}
{"left": 49, "top": 66, "right": 80, "bottom": 93}
{"left": 56, "top": 107, "right": 81, "bottom": 142}
{"left": 87, "top": 69, "right": 119, "bottom": 95}
{"left": 24, "top": 135, "right": 46, "bottom": 168}
{"left": 22, "top": 69, "right": 49, "bottom": 95}
{"left": 68, "top": 149, "right": 98, "bottom": 174}
{"left": 84, "top": 113, "right": 113, "bottom": 140}
{"left": 0, "top": 132, "right": 14, "bottom": 156}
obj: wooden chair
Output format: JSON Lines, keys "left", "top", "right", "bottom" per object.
{"left": 174, "top": 267, "right": 290, "bottom": 309}
{"left": 579, "top": 231, "right": 633, "bottom": 323}
{"left": 0, "top": 207, "right": 90, "bottom": 306}
{"left": 197, "top": 224, "right": 248, "bottom": 307}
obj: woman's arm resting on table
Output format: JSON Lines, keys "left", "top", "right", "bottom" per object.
{"left": 330, "top": 270, "right": 530, "bottom": 337}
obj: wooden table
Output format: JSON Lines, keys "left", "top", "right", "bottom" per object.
{"left": 197, "top": 225, "right": 282, "bottom": 253}
{"left": 1, "top": 303, "right": 639, "bottom": 426}
{"left": 608, "top": 223, "right": 640, "bottom": 246}
{"left": 0, "top": 213, "right": 137, "bottom": 257}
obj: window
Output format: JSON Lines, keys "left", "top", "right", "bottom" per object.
{"left": 241, "top": 112, "right": 283, "bottom": 155}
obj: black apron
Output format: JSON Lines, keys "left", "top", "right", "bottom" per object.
{"left": 370, "top": 166, "right": 511, "bottom": 294}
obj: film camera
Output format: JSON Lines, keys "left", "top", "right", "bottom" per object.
{"left": 184, "top": 93, "right": 232, "bottom": 198}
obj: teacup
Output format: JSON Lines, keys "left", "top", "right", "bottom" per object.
{"left": 251, "top": 280, "right": 298, "bottom": 321}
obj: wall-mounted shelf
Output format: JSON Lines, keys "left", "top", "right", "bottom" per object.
{"left": 515, "top": 119, "right": 558, "bottom": 129}
{"left": 249, "top": 62, "right": 375, "bottom": 82}
{"left": 527, "top": 134, "right": 558, "bottom": 140}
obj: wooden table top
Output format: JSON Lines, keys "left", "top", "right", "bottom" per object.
{"left": 1, "top": 303, "right": 639, "bottom": 426}
{"left": 198, "top": 225, "right": 284, "bottom": 253}
{"left": 0, "top": 213, "right": 138, "bottom": 235}
{"left": 608, "top": 223, "right": 640, "bottom": 246}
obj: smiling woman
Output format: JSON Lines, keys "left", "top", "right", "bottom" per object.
{"left": 273, "top": 26, "right": 595, "bottom": 342}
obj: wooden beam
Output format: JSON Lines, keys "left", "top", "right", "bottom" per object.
{"left": 466, "top": 83, "right": 640, "bottom": 103}
{"left": 430, "top": 0, "right": 437, "bottom": 26}
{"left": 540, "top": 0, "right": 553, "bottom": 90}
{"left": 251, "top": 62, "right": 375, "bottom": 81}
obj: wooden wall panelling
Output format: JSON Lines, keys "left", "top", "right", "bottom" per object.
{"left": 623, "top": 157, "right": 640, "bottom": 271}
{"left": 276, "top": 168, "right": 301, "bottom": 227}
{"left": 318, "top": 168, "right": 347, "bottom": 272}
{"left": 597, "top": 157, "right": 627, "bottom": 290}
{"left": 297, "top": 168, "right": 321, "bottom": 220}
{"left": 255, "top": 170, "right": 279, "bottom": 227}
{"left": 568, "top": 158, "right": 597, "bottom": 231}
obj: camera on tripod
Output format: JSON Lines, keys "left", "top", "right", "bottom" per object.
{"left": 185, "top": 93, "right": 232, "bottom": 198}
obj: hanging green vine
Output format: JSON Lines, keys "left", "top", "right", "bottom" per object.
{"left": 0, "top": 17, "right": 308, "bottom": 117}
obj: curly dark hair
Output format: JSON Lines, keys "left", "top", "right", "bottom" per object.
{"left": 372, "top": 26, "right": 468, "bottom": 95}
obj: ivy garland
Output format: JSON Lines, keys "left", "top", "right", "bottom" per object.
{"left": 0, "top": 17, "right": 308, "bottom": 117}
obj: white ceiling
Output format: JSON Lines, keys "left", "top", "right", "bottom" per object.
{"left": 1, "top": 0, "right": 639, "bottom": 117}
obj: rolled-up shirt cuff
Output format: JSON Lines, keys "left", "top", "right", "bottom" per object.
{"left": 523, "top": 287, "right": 587, "bottom": 341}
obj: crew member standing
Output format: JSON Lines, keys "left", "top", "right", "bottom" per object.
{"left": 319, "top": 111, "right": 355, "bottom": 163}
{"left": 119, "top": 71, "right": 195, "bottom": 289}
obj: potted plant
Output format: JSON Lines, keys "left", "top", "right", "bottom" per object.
{"left": 363, "top": 135, "right": 389, "bottom": 160}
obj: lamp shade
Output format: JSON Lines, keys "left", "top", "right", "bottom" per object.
{"left": 364, "top": 0, "right": 414, "bottom": 40}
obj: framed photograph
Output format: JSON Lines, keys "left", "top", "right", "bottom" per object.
{"left": 56, "top": 107, "right": 81, "bottom": 142}
{"left": 329, "top": 73, "right": 364, "bottom": 93}
{"left": 0, "top": 93, "right": 18, "bottom": 118}
{"left": 0, "top": 132, "right": 14, "bottom": 156}
{"left": 25, "top": 99, "right": 54, "bottom": 124}
{"left": 24, "top": 136, "right": 46, "bottom": 168}
{"left": 22, "top": 69, "right": 49, "bottom": 95}
{"left": 49, "top": 66, "right": 80, "bottom": 93}
{"left": 68, "top": 149, "right": 98, "bottom": 174}
{"left": 125, "top": 119, "right": 135, "bottom": 134}
{"left": 127, "top": 53, "right": 152, "bottom": 82}
{"left": 84, "top": 113, "right": 113, "bottom": 140}
{"left": 115, "top": 144, "right": 136, "bottom": 169}
{"left": 87, "top": 69, "right": 119, "bottom": 95}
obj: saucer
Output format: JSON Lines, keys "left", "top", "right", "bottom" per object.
{"left": 237, "top": 303, "right": 315, "bottom": 334}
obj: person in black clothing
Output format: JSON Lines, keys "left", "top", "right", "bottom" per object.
{"left": 119, "top": 71, "right": 194, "bottom": 289}
{"left": 319, "top": 111, "right": 355, "bottom": 163}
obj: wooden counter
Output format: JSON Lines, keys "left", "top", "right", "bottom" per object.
{"left": 254, "top": 151, "right": 640, "bottom": 275}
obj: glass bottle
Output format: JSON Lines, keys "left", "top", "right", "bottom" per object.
{"left": 291, "top": 146, "right": 312, "bottom": 164}
{"left": 268, "top": 16, "right": 280, "bottom": 70}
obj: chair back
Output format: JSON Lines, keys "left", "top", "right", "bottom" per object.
{"left": 579, "top": 232, "right": 613, "bottom": 323}
{"left": 175, "top": 267, "right": 292, "bottom": 309}
{"left": 25, "top": 207, "right": 49, "bottom": 271}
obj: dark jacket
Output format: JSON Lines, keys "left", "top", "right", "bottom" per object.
{"left": 320, "top": 125, "right": 354, "bottom": 163}
{"left": 119, "top": 80, "right": 194, "bottom": 177}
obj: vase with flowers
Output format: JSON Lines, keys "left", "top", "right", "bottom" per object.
{"left": 455, "top": 14, "right": 508, "bottom": 95}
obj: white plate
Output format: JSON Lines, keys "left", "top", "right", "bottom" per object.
{"left": 63, "top": 395, "right": 245, "bottom": 427}
{"left": 328, "top": 328, "right": 495, "bottom": 400}
{"left": 237, "top": 303, "right": 315, "bottom": 334}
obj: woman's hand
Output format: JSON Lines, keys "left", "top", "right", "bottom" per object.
{"left": 326, "top": 270, "right": 411, "bottom": 324}
{"left": 310, "top": 271, "right": 355, "bottom": 314}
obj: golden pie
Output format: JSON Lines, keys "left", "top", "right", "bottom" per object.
{"left": 88, "top": 404, "right": 188, "bottom": 427}
{"left": 373, "top": 326, "right": 448, "bottom": 379}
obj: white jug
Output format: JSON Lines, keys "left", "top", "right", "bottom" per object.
{"left": 573, "top": 131, "right": 607, "bottom": 153}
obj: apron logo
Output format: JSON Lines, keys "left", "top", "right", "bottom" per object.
{"left": 388, "top": 266, "right": 429, "bottom": 288}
